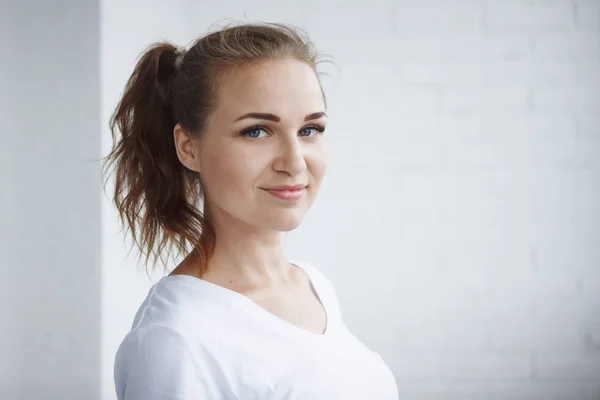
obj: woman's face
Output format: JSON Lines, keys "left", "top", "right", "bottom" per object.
{"left": 196, "top": 58, "right": 328, "bottom": 233}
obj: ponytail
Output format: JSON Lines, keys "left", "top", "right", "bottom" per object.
{"left": 102, "top": 43, "right": 212, "bottom": 275}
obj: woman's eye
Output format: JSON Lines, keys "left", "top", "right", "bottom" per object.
{"left": 242, "top": 127, "right": 268, "bottom": 139}
{"left": 300, "top": 126, "right": 325, "bottom": 137}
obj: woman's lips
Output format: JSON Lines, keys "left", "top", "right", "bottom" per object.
{"left": 264, "top": 188, "right": 305, "bottom": 201}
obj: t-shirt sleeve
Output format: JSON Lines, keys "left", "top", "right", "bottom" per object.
{"left": 115, "top": 325, "right": 217, "bottom": 400}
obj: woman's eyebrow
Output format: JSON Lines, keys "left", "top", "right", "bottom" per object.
{"left": 304, "top": 112, "right": 327, "bottom": 121}
{"left": 234, "top": 111, "right": 327, "bottom": 122}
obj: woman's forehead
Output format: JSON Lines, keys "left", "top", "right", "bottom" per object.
{"left": 213, "top": 60, "right": 325, "bottom": 120}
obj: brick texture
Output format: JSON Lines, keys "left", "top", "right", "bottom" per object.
{"left": 296, "top": 0, "right": 600, "bottom": 398}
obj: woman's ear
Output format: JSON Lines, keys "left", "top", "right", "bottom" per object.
{"left": 174, "top": 123, "right": 201, "bottom": 172}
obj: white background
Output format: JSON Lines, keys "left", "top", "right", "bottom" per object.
{"left": 1, "top": 0, "right": 599, "bottom": 399}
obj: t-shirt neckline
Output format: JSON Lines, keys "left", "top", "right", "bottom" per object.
{"left": 162, "top": 260, "right": 333, "bottom": 342}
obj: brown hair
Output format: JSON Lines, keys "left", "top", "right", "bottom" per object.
{"left": 101, "top": 22, "right": 331, "bottom": 276}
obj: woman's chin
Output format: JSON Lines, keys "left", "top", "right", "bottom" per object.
{"left": 271, "top": 213, "right": 305, "bottom": 232}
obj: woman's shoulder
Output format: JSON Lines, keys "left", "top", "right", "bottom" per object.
{"left": 125, "top": 275, "right": 228, "bottom": 338}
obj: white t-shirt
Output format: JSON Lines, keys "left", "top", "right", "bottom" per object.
{"left": 114, "top": 260, "right": 399, "bottom": 399}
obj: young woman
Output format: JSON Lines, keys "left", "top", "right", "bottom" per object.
{"left": 104, "top": 22, "right": 398, "bottom": 399}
